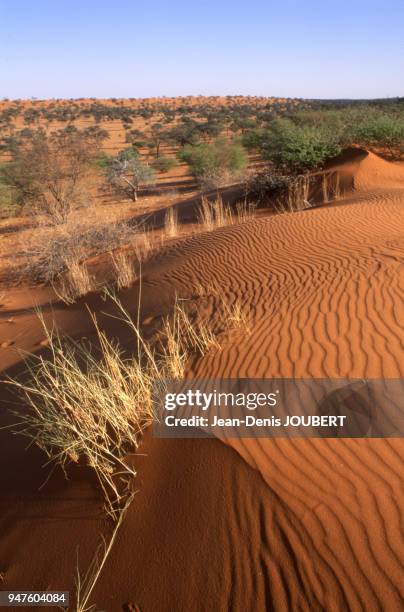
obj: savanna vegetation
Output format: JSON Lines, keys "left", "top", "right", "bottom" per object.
{"left": 0, "top": 95, "right": 403, "bottom": 289}
{"left": 1, "top": 97, "right": 402, "bottom": 217}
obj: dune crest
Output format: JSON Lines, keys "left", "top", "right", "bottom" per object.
{"left": 327, "top": 147, "right": 404, "bottom": 192}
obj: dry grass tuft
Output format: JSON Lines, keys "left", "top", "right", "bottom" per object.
{"left": 111, "top": 251, "right": 136, "bottom": 289}
{"left": 191, "top": 281, "right": 219, "bottom": 299}
{"left": 7, "top": 310, "right": 152, "bottom": 518}
{"left": 164, "top": 206, "right": 179, "bottom": 238}
{"left": 6, "top": 291, "right": 222, "bottom": 518}
{"left": 197, "top": 196, "right": 255, "bottom": 232}
{"left": 197, "top": 196, "right": 215, "bottom": 231}
{"left": 220, "top": 297, "right": 251, "bottom": 334}
{"left": 235, "top": 200, "right": 256, "bottom": 223}
{"left": 53, "top": 260, "right": 95, "bottom": 304}
{"left": 161, "top": 301, "right": 221, "bottom": 378}
{"left": 198, "top": 196, "right": 231, "bottom": 230}
{"left": 5, "top": 290, "right": 240, "bottom": 610}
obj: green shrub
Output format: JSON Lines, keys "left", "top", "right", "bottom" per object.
{"left": 151, "top": 156, "right": 177, "bottom": 173}
{"left": 261, "top": 119, "right": 342, "bottom": 173}
{"left": 95, "top": 152, "right": 110, "bottom": 169}
{"left": 0, "top": 174, "right": 18, "bottom": 218}
{"left": 179, "top": 138, "right": 248, "bottom": 184}
{"left": 353, "top": 115, "right": 404, "bottom": 157}
{"left": 242, "top": 128, "right": 265, "bottom": 151}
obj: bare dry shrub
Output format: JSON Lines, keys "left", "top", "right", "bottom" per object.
{"left": 198, "top": 168, "right": 249, "bottom": 191}
{"left": 2, "top": 128, "right": 104, "bottom": 224}
{"left": 18, "top": 218, "right": 139, "bottom": 284}
{"left": 250, "top": 169, "right": 342, "bottom": 216}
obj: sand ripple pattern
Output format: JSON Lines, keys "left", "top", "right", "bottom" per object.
{"left": 143, "top": 157, "right": 404, "bottom": 610}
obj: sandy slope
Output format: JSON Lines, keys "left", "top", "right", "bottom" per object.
{"left": 134, "top": 149, "right": 404, "bottom": 609}
{"left": 0, "top": 150, "right": 403, "bottom": 610}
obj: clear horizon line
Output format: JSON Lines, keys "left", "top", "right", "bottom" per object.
{"left": 1, "top": 94, "right": 403, "bottom": 103}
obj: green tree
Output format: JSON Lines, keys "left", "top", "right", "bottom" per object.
{"left": 242, "top": 128, "right": 265, "bottom": 151}
{"left": 149, "top": 122, "right": 168, "bottom": 158}
{"left": 168, "top": 118, "right": 200, "bottom": 147}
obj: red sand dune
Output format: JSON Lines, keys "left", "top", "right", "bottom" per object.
{"left": 0, "top": 150, "right": 403, "bottom": 610}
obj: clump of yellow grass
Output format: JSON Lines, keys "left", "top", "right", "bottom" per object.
{"left": 7, "top": 290, "right": 221, "bottom": 518}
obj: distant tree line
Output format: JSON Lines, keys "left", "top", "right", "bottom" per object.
{"left": 0, "top": 98, "right": 403, "bottom": 221}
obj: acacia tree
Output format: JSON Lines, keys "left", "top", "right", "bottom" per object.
{"left": 1, "top": 127, "right": 105, "bottom": 223}
{"left": 125, "top": 128, "right": 145, "bottom": 151}
{"left": 106, "top": 149, "right": 155, "bottom": 201}
{"left": 168, "top": 118, "right": 200, "bottom": 147}
{"left": 148, "top": 122, "right": 169, "bottom": 158}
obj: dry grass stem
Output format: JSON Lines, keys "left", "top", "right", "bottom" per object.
{"left": 75, "top": 493, "right": 134, "bottom": 612}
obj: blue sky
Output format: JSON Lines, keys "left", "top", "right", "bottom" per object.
{"left": 1, "top": 0, "right": 403, "bottom": 99}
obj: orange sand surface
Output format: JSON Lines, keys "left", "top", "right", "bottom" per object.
{"left": 0, "top": 150, "right": 403, "bottom": 610}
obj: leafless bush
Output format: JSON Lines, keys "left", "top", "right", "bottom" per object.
{"left": 1, "top": 127, "right": 105, "bottom": 224}
{"left": 248, "top": 169, "right": 342, "bottom": 214}
{"left": 19, "top": 218, "right": 139, "bottom": 284}
{"left": 198, "top": 168, "right": 249, "bottom": 190}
